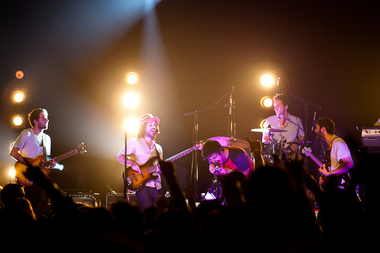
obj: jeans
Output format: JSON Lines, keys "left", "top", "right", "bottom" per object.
{"left": 135, "top": 186, "right": 163, "bottom": 210}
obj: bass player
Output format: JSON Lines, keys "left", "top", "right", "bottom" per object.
{"left": 314, "top": 117, "right": 354, "bottom": 190}
{"left": 10, "top": 108, "right": 62, "bottom": 214}
{"left": 117, "top": 113, "right": 163, "bottom": 210}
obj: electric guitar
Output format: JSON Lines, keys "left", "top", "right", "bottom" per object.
{"left": 124, "top": 142, "right": 203, "bottom": 191}
{"left": 14, "top": 143, "right": 87, "bottom": 186}
{"left": 302, "top": 147, "right": 349, "bottom": 189}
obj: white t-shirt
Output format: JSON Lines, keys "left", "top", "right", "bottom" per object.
{"left": 118, "top": 137, "right": 163, "bottom": 189}
{"left": 329, "top": 135, "right": 354, "bottom": 172}
{"left": 13, "top": 128, "right": 51, "bottom": 159}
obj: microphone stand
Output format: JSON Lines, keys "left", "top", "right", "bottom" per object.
{"left": 123, "top": 128, "right": 129, "bottom": 201}
{"left": 214, "top": 172, "right": 219, "bottom": 200}
{"left": 280, "top": 91, "right": 322, "bottom": 146}
{"left": 185, "top": 103, "right": 228, "bottom": 199}
{"left": 228, "top": 86, "right": 236, "bottom": 138}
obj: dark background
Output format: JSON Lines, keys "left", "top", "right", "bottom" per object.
{"left": 1, "top": 0, "right": 379, "bottom": 203}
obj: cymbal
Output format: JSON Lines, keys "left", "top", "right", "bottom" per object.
{"left": 210, "top": 136, "right": 250, "bottom": 149}
{"left": 251, "top": 128, "right": 287, "bottom": 133}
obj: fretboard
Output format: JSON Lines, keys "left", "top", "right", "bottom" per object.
{"left": 306, "top": 152, "right": 323, "bottom": 167}
{"left": 165, "top": 146, "right": 196, "bottom": 163}
{"left": 41, "top": 149, "right": 78, "bottom": 167}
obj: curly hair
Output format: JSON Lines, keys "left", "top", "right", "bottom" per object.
{"left": 202, "top": 140, "right": 223, "bottom": 160}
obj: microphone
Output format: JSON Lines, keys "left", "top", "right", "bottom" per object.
{"left": 229, "top": 93, "right": 232, "bottom": 115}
{"left": 185, "top": 111, "right": 197, "bottom": 116}
{"left": 276, "top": 77, "right": 280, "bottom": 96}
{"left": 214, "top": 163, "right": 222, "bottom": 173}
{"left": 311, "top": 112, "right": 317, "bottom": 131}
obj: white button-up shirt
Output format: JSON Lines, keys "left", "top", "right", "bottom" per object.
{"left": 118, "top": 137, "right": 163, "bottom": 189}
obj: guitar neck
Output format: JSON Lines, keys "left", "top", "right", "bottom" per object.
{"left": 306, "top": 152, "right": 323, "bottom": 167}
{"left": 41, "top": 149, "right": 78, "bottom": 167}
{"left": 165, "top": 146, "right": 196, "bottom": 163}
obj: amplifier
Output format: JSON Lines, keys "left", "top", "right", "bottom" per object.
{"left": 362, "top": 127, "right": 380, "bottom": 147}
{"left": 71, "top": 197, "right": 97, "bottom": 207}
{"left": 106, "top": 193, "right": 137, "bottom": 208}
{"left": 64, "top": 189, "right": 100, "bottom": 207}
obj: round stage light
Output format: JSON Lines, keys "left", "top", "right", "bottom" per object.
{"left": 123, "top": 92, "right": 139, "bottom": 109}
{"left": 126, "top": 72, "right": 138, "bottom": 85}
{"left": 260, "top": 96, "right": 273, "bottom": 108}
{"left": 260, "top": 119, "right": 266, "bottom": 129}
{"left": 261, "top": 74, "right": 275, "bottom": 87}
{"left": 12, "top": 115, "right": 24, "bottom": 127}
{"left": 13, "top": 91, "right": 25, "bottom": 103}
{"left": 124, "top": 117, "right": 139, "bottom": 134}
{"left": 9, "top": 167, "right": 16, "bottom": 178}
{"left": 15, "top": 70, "right": 24, "bottom": 79}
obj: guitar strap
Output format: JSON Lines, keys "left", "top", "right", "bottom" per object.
{"left": 325, "top": 136, "right": 338, "bottom": 172}
{"left": 153, "top": 143, "right": 162, "bottom": 161}
{"left": 327, "top": 136, "right": 338, "bottom": 151}
{"left": 41, "top": 134, "right": 47, "bottom": 161}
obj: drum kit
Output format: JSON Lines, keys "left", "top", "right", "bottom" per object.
{"left": 251, "top": 127, "right": 309, "bottom": 164}
{"left": 209, "top": 127, "right": 308, "bottom": 165}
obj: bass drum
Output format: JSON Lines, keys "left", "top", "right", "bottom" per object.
{"left": 262, "top": 142, "right": 281, "bottom": 165}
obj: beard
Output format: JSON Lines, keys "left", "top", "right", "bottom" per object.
{"left": 316, "top": 130, "right": 323, "bottom": 141}
{"left": 38, "top": 122, "right": 48, "bottom": 130}
{"left": 146, "top": 129, "right": 157, "bottom": 138}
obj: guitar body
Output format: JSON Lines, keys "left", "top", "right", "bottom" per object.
{"left": 14, "top": 143, "right": 87, "bottom": 187}
{"left": 321, "top": 173, "right": 350, "bottom": 190}
{"left": 302, "top": 147, "right": 350, "bottom": 190}
{"left": 124, "top": 156, "right": 160, "bottom": 191}
{"left": 123, "top": 141, "right": 204, "bottom": 191}
{"left": 14, "top": 156, "right": 51, "bottom": 186}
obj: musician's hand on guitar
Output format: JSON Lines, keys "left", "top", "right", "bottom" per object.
{"left": 318, "top": 164, "right": 329, "bottom": 176}
{"left": 131, "top": 161, "right": 141, "bottom": 173}
{"left": 48, "top": 159, "right": 57, "bottom": 169}
{"left": 319, "top": 176, "right": 324, "bottom": 185}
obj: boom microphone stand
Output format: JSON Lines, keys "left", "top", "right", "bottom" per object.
{"left": 185, "top": 104, "right": 227, "bottom": 197}
{"left": 280, "top": 91, "right": 322, "bottom": 145}
{"left": 185, "top": 90, "right": 233, "bottom": 198}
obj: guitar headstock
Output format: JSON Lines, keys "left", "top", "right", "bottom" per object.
{"left": 302, "top": 146, "right": 312, "bottom": 157}
{"left": 77, "top": 143, "right": 88, "bottom": 154}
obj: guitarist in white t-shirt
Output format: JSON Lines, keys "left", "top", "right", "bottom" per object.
{"left": 314, "top": 118, "right": 354, "bottom": 190}
{"left": 10, "top": 108, "right": 62, "bottom": 214}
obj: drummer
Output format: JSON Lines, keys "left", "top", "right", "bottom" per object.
{"left": 262, "top": 93, "right": 305, "bottom": 152}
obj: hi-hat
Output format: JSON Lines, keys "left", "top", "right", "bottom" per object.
{"left": 210, "top": 136, "right": 250, "bottom": 149}
{"left": 251, "top": 128, "right": 287, "bottom": 133}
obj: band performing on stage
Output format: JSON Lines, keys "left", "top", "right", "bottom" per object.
{"left": 2, "top": 2, "right": 379, "bottom": 252}
{"left": 7, "top": 98, "right": 359, "bottom": 208}
{"left": 3, "top": 94, "right": 378, "bottom": 252}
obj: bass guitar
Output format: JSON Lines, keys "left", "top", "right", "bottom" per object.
{"left": 14, "top": 143, "right": 87, "bottom": 186}
{"left": 302, "top": 147, "right": 349, "bottom": 189}
{"left": 124, "top": 142, "right": 203, "bottom": 191}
